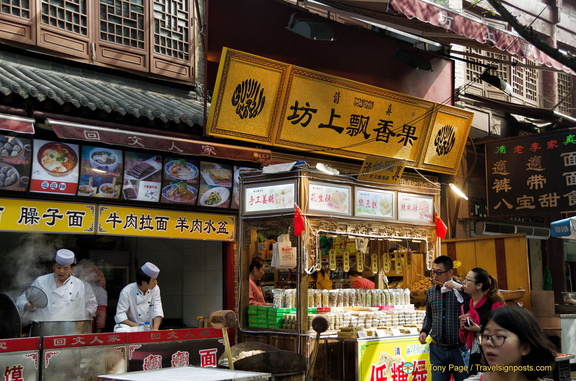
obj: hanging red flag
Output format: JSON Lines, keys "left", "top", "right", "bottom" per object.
{"left": 294, "top": 203, "right": 306, "bottom": 236}
{"left": 435, "top": 213, "right": 448, "bottom": 239}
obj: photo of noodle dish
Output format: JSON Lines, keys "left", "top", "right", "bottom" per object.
{"left": 165, "top": 159, "right": 198, "bottom": 181}
{"left": 37, "top": 142, "right": 78, "bottom": 177}
{"left": 200, "top": 186, "right": 230, "bottom": 207}
{"left": 162, "top": 183, "right": 198, "bottom": 203}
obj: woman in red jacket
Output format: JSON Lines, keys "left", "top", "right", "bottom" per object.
{"left": 458, "top": 267, "right": 505, "bottom": 374}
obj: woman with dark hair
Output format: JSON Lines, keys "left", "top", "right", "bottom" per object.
{"left": 308, "top": 268, "right": 333, "bottom": 290}
{"left": 248, "top": 256, "right": 270, "bottom": 305}
{"left": 465, "top": 305, "right": 557, "bottom": 381}
{"left": 459, "top": 267, "right": 505, "bottom": 374}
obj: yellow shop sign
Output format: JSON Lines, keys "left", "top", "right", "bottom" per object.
{"left": 97, "top": 205, "right": 236, "bottom": 241}
{"left": 0, "top": 198, "right": 95, "bottom": 233}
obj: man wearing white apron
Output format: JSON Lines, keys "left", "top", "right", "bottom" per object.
{"left": 114, "top": 262, "right": 164, "bottom": 330}
{"left": 16, "top": 249, "right": 97, "bottom": 322}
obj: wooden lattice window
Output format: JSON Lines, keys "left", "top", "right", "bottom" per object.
{"left": 41, "top": 0, "right": 87, "bottom": 35}
{"left": 511, "top": 57, "right": 539, "bottom": 106}
{"left": 557, "top": 72, "right": 574, "bottom": 115}
{"left": 153, "top": 0, "right": 190, "bottom": 60}
{"left": 99, "top": 0, "right": 145, "bottom": 49}
{"left": 464, "top": 47, "right": 511, "bottom": 100}
{"left": 1, "top": 0, "right": 30, "bottom": 18}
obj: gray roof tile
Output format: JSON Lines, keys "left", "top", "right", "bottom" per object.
{"left": 0, "top": 51, "right": 205, "bottom": 127}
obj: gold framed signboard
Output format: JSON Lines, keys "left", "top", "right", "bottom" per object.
{"left": 208, "top": 48, "right": 473, "bottom": 175}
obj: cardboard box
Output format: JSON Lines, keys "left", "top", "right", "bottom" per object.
{"left": 531, "top": 290, "right": 555, "bottom": 316}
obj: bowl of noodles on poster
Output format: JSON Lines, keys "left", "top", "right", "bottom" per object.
{"left": 37, "top": 142, "right": 78, "bottom": 177}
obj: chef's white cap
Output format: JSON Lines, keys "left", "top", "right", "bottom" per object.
{"left": 55, "top": 249, "right": 76, "bottom": 266}
{"left": 141, "top": 262, "right": 160, "bottom": 278}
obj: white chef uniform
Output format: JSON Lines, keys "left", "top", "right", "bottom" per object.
{"left": 16, "top": 273, "right": 97, "bottom": 321}
{"left": 114, "top": 282, "right": 164, "bottom": 325}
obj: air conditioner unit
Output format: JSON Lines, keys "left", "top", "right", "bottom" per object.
{"left": 474, "top": 221, "right": 550, "bottom": 240}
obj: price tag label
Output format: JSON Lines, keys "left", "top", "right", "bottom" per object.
{"left": 329, "top": 249, "right": 337, "bottom": 271}
{"left": 375, "top": 329, "right": 386, "bottom": 337}
{"left": 343, "top": 250, "right": 350, "bottom": 272}
{"left": 408, "top": 327, "right": 420, "bottom": 335}
{"left": 382, "top": 253, "right": 390, "bottom": 272}
{"left": 357, "top": 331, "right": 368, "bottom": 338}
{"left": 391, "top": 328, "right": 402, "bottom": 336}
{"left": 371, "top": 254, "right": 378, "bottom": 273}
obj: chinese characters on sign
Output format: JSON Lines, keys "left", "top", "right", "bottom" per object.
{"left": 308, "top": 182, "right": 351, "bottom": 215}
{"left": 98, "top": 205, "right": 235, "bottom": 241}
{"left": 0, "top": 198, "right": 95, "bottom": 233}
{"left": 208, "top": 48, "right": 473, "bottom": 175}
{"left": 485, "top": 131, "right": 576, "bottom": 216}
{"left": 397, "top": 193, "right": 434, "bottom": 223}
{"left": 243, "top": 181, "right": 295, "bottom": 214}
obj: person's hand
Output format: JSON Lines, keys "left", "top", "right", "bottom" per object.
{"left": 24, "top": 303, "right": 37, "bottom": 312}
{"left": 443, "top": 280, "right": 462, "bottom": 291}
{"left": 418, "top": 331, "right": 427, "bottom": 344}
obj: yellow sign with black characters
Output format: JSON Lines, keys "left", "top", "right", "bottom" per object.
{"left": 0, "top": 198, "right": 96, "bottom": 233}
{"left": 97, "top": 205, "right": 236, "bottom": 241}
{"left": 207, "top": 48, "right": 474, "bottom": 175}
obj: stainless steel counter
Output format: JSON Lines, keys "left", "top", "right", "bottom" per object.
{"left": 97, "top": 366, "right": 271, "bottom": 381}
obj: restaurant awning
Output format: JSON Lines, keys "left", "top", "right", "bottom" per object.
{"left": 48, "top": 119, "right": 272, "bottom": 164}
{"left": 0, "top": 113, "right": 34, "bottom": 134}
{"left": 459, "top": 93, "right": 576, "bottom": 128}
{"left": 284, "top": 0, "right": 574, "bottom": 74}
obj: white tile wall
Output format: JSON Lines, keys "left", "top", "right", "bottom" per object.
{"left": 125, "top": 237, "right": 224, "bottom": 328}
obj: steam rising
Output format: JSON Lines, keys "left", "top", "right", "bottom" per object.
{"left": 1, "top": 233, "right": 67, "bottom": 299}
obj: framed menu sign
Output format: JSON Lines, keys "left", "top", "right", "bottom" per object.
{"left": 122, "top": 151, "right": 162, "bottom": 202}
{"left": 197, "top": 161, "right": 233, "bottom": 208}
{"left": 308, "top": 182, "right": 351, "bottom": 215}
{"left": 354, "top": 188, "right": 395, "bottom": 219}
{"left": 77, "top": 146, "right": 123, "bottom": 199}
{"left": 243, "top": 180, "right": 296, "bottom": 215}
{"left": 397, "top": 192, "right": 434, "bottom": 223}
{"left": 30, "top": 139, "right": 80, "bottom": 195}
{"left": 160, "top": 157, "right": 200, "bottom": 205}
{"left": 0, "top": 134, "right": 32, "bottom": 192}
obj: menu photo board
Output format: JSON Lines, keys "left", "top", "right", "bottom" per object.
{"left": 308, "top": 181, "right": 351, "bottom": 215}
{"left": 30, "top": 139, "right": 80, "bottom": 195}
{"left": 354, "top": 187, "right": 395, "bottom": 219}
{"left": 243, "top": 179, "right": 296, "bottom": 215}
{"left": 160, "top": 157, "right": 200, "bottom": 205}
{"left": 77, "top": 146, "right": 124, "bottom": 199}
{"left": 197, "top": 161, "right": 233, "bottom": 208}
{"left": 122, "top": 151, "right": 162, "bottom": 202}
{"left": 397, "top": 192, "right": 434, "bottom": 223}
{"left": 0, "top": 134, "right": 32, "bottom": 192}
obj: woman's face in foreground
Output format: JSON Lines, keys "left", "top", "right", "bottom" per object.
{"left": 481, "top": 320, "right": 531, "bottom": 367}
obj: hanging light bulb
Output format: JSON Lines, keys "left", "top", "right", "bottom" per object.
{"left": 449, "top": 183, "right": 468, "bottom": 200}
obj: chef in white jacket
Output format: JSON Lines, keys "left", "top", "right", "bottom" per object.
{"left": 114, "top": 262, "right": 163, "bottom": 330}
{"left": 16, "top": 249, "right": 97, "bottom": 322}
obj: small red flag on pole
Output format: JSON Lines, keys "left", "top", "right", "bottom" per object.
{"left": 294, "top": 203, "right": 306, "bottom": 236}
{"left": 435, "top": 213, "right": 448, "bottom": 239}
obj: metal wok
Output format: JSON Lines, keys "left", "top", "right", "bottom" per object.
{"left": 29, "top": 319, "right": 92, "bottom": 337}
{"left": 0, "top": 293, "right": 21, "bottom": 339}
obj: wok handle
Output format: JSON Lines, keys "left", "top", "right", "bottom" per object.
{"left": 222, "top": 328, "right": 234, "bottom": 370}
{"left": 307, "top": 331, "right": 321, "bottom": 380}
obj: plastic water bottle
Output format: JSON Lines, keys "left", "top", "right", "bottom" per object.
{"left": 144, "top": 321, "right": 151, "bottom": 331}
{"left": 138, "top": 322, "right": 145, "bottom": 331}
